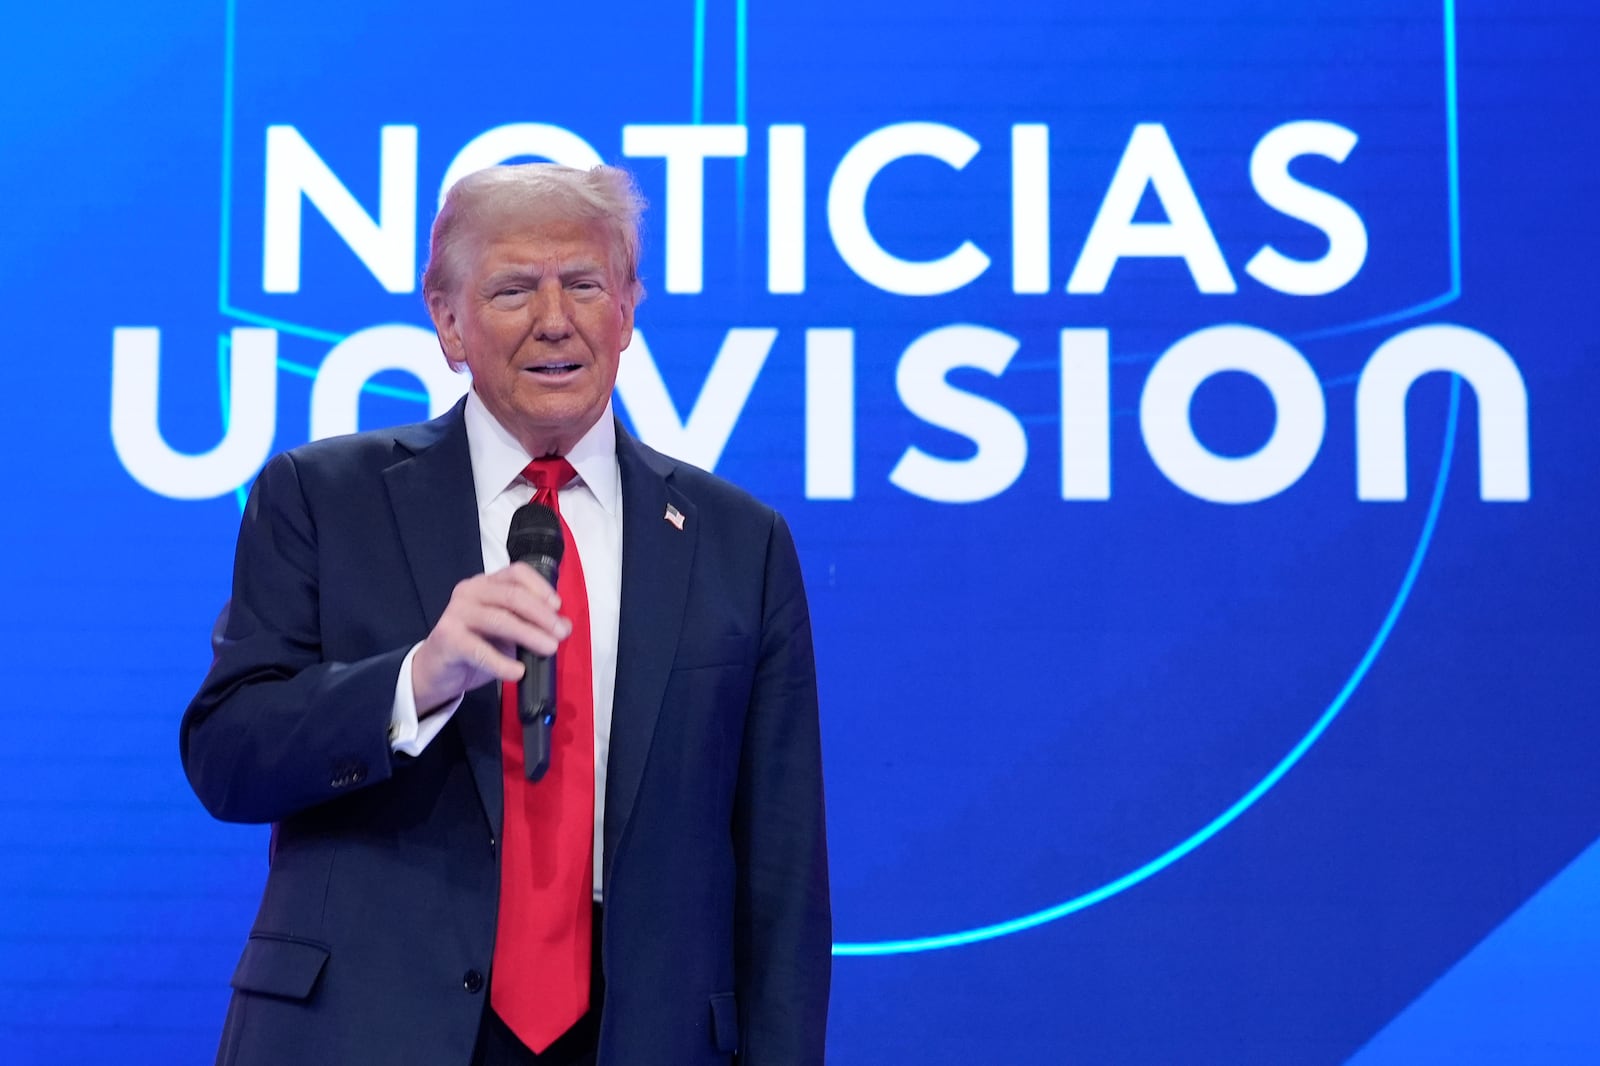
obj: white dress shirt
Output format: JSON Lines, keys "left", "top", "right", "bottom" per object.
{"left": 386, "top": 388, "right": 623, "bottom": 899}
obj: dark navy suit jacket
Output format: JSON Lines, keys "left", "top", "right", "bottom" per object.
{"left": 181, "top": 400, "right": 830, "bottom": 1065}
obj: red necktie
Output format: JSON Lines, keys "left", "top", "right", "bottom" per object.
{"left": 492, "top": 457, "right": 595, "bottom": 1052}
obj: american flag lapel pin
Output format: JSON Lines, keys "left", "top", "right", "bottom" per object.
{"left": 663, "top": 503, "right": 685, "bottom": 531}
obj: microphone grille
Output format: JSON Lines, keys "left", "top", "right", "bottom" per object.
{"left": 507, "top": 502, "right": 564, "bottom": 563}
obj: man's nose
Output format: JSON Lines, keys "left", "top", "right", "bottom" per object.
{"left": 529, "top": 281, "right": 574, "bottom": 339}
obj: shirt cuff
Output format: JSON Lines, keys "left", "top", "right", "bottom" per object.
{"left": 389, "top": 643, "right": 462, "bottom": 756}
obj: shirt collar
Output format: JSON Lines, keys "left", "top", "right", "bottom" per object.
{"left": 464, "top": 388, "right": 620, "bottom": 516}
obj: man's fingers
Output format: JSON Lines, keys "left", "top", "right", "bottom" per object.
{"left": 481, "top": 585, "right": 572, "bottom": 640}
{"left": 436, "top": 600, "right": 567, "bottom": 659}
{"left": 464, "top": 635, "right": 524, "bottom": 681}
{"left": 460, "top": 572, "right": 570, "bottom": 639}
{"left": 415, "top": 568, "right": 574, "bottom": 709}
{"left": 466, "top": 605, "right": 565, "bottom": 657}
{"left": 498, "top": 561, "right": 562, "bottom": 611}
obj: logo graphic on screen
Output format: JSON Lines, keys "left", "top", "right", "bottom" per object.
{"left": 107, "top": 18, "right": 1529, "bottom": 508}
{"left": 105, "top": 0, "right": 1533, "bottom": 960}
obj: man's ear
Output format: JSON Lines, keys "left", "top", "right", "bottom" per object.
{"left": 426, "top": 289, "right": 466, "bottom": 369}
{"left": 618, "top": 288, "right": 636, "bottom": 352}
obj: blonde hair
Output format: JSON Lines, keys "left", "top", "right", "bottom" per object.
{"left": 422, "top": 163, "right": 646, "bottom": 303}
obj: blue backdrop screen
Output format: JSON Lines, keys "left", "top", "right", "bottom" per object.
{"left": 3, "top": 1, "right": 1597, "bottom": 1062}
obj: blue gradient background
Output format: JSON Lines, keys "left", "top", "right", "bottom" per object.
{"left": 1, "top": 1, "right": 1596, "bottom": 1062}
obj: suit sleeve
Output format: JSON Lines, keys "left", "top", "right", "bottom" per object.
{"left": 733, "top": 511, "right": 832, "bottom": 1064}
{"left": 180, "top": 450, "right": 407, "bottom": 825}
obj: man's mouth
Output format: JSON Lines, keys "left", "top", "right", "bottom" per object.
{"left": 527, "top": 363, "right": 582, "bottom": 376}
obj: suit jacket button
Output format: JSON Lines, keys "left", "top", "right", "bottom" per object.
{"left": 463, "top": 969, "right": 484, "bottom": 994}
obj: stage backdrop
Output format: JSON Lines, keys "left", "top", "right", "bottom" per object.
{"left": 3, "top": 1, "right": 1597, "bottom": 1062}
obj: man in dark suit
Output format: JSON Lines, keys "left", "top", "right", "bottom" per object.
{"left": 181, "top": 163, "right": 830, "bottom": 1065}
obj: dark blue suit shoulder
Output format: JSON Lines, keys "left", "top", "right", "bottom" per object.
{"left": 626, "top": 436, "right": 778, "bottom": 526}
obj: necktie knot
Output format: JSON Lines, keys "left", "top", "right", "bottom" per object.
{"left": 523, "top": 457, "right": 578, "bottom": 498}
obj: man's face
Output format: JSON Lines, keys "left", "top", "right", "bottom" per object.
{"left": 429, "top": 215, "right": 635, "bottom": 457}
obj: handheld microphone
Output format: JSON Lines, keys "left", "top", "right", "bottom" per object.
{"left": 506, "top": 502, "right": 564, "bottom": 782}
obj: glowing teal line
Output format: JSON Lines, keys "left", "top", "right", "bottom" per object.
{"left": 217, "top": 335, "right": 249, "bottom": 511}
{"left": 217, "top": 334, "right": 232, "bottom": 429}
{"left": 215, "top": 0, "right": 383, "bottom": 355}
{"left": 270, "top": 356, "right": 428, "bottom": 402}
{"left": 354, "top": 380, "right": 430, "bottom": 402}
{"left": 734, "top": 0, "right": 748, "bottom": 237}
{"left": 692, "top": 0, "right": 707, "bottom": 123}
{"left": 836, "top": 0, "right": 1467, "bottom": 957}
{"left": 1293, "top": 290, "right": 1458, "bottom": 343}
{"left": 836, "top": 377, "right": 1463, "bottom": 956}
{"left": 1290, "top": 0, "right": 1460, "bottom": 344}
{"left": 218, "top": 0, "right": 242, "bottom": 514}
{"left": 735, "top": 0, "right": 746, "bottom": 127}
{"left": 1037, "top": 0, "right": 1460, "bottom": 357}
{"left": 205, "top": 2, "right": 1472, "bottom": 948}
{"left": 218, "top": 0, "right": 236, "bottom": 310}
{"left": 1015, "top": 0, "right": 1461, "bottom": 374}
{"left": 1443, "top": 0, "right": 1461, "bottom": 294}
{"left": 213, "top": 0, "right": 429, "bottom": 519}
{"left": 212, "top": 0, "right": 745, "bottom": 379}
{"left": 225, "top": 305, "right": 348, "bottom": 346}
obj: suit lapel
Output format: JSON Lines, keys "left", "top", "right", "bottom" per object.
{"left": 382, "top": 401, "right": 503, "bottom": 834}
{"left": 604, "top": 427, "right": 697, "bottom": 880}
{"left": 377, "top": 408, "right": 695, "bottom": 859}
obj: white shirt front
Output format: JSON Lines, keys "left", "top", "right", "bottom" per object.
{"left": 388, "top": 388, "right": 623, "bottom": 899}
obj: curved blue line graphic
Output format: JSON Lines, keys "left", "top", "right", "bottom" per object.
{"left": 1010, "top": 0, "right": 1461, "bottom": 378}
{"left": 209, "top": 0, "right": 1474, "bottom": 957}
{"left": 835, "top": 376, "right": 1463, "bottom": 956}
{"left": 692, "top": 0, "right": 707, "bottom": 124}
{"left": 835, "top": 0, "right": 1468, "bottom": 957}
{"left": 212, "top": 0, "right": 733, "bottom": 495}
{"left": 1289, "top": 0, "right": 1461, "bottom": 345}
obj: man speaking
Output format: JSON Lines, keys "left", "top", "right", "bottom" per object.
{"left": 181, "top": 163, "right": 831, "bottom": 1065}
